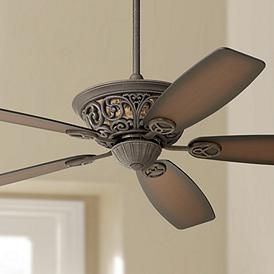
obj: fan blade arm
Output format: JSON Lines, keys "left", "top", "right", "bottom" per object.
{"left": 136, "top": 160, "right": 215, "bottom": 229}
{"left": 164, "top": 145, "right": 189, "bottom": 151}
{"left": 144, "top": 47, "right": 265, "bottom": 133}
{"left": 188, "top": 135, "right": 274, "bottom": 165}
{"left": 0, "top": 151, "right": 112, "bottom": 186}
{"left": 0, "top": 108, "right": 99, "bottom": 139}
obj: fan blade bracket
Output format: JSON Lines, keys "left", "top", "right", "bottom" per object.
{"left": 147, "top": 117, "right": 177, "bottom": 135}
{"left": 164, "top": 145, "right": 189, "bottom": 151}
{"left": 188, "top": 141, "right": 222, "bottom": 159}
{"left": 66, "top": 129, "right": 115, "bottom": 145}
{"left": 65, "top": 151, "right": 112, "bottom": 167}
{"left": 65, "top": 155, "right": 96, "bottom": 167}
{"left": 143, "top": 161, "right": 167, "bottom": 178}
{"left": 143, "top": 117, "right": 183, "bottom": 145}
{"left": 66, "top": 129, "right": 97, "bottom": 139}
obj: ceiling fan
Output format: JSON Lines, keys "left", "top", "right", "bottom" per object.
{"left": 0, "top": 0, "right": 269, "bottom": 230}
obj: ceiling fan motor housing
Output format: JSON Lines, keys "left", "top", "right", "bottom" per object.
{"left": 72, "top": 80, "right": 183, "bottom": 149}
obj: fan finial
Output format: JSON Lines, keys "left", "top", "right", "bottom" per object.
{"left": 111, "top": 140, "right": 161, "bottom": 170}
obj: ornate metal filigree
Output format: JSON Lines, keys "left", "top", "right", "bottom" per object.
{"left": 80, "top": 90, "right": 182, "bottom": 148}
{"left": 145, "top": 162, "right": 167, "bottom": 178}
{"left": 82, "top": 92, "right": 157, "bottom": 135}
{"left": 148, "top": 118, "right": 176, "bottom": 135}
{"left": 73, "top": 80, "right": 183, "bottom": 148}
{"left": 189, "top": 142, "right": 222, "bottom": 159}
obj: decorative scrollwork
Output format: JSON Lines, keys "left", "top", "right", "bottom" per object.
{"left": 145, "top": 162, "right": 167, "bottom": 178}
{"left": 189, "top": 142, "right": 222, "bottom": 159}
{"left": 80, "top": 90, "right": 182, "bottom": 148}
{"left": 83, "top": 101, "right": 104, "bottom": 127}
{"left": 82, "top": 91, "right": 159, "bottom": 140}
{"left": 111, "top": 118, "right": 133, "bottom": 132}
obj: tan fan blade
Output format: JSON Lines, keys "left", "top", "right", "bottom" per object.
{"left": 189, "top": 135, "right": 274, "bottom": 165}
{"left": 0, "top": 152, "right": 111, "bottom": 186}
{"left": 145, "top": 48, "right": 265, "bottom": 132}
{"left": 137, "top": 160, "right": 215, "bottom": 229}
{"left": 0, "top": 108, "right": 95, "bottom": 137}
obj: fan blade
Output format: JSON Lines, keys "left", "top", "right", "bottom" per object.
{"left": 145, "top": 48, "right": 265, "bottom": 132}
{"left": 0, "top": 151, "right": 111, "bottom": 186}
{"left": 188, "top": 135, "right": 274, "bottom": 165}
{"left": 0, "top": 108, "right": 94, "bottom": 136}
{"left": 136, "top": 160, "right": 215, "bottom": 229}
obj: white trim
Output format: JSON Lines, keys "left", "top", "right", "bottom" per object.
{"left": 0, "top": 198, "right": 85, "bottom": 274}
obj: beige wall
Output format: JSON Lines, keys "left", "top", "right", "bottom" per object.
{"left": 227, "top": 1, "right": 274, "bottom": 274}
{"left": 0, "top": 1, "right": 227, "bottom": 274}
